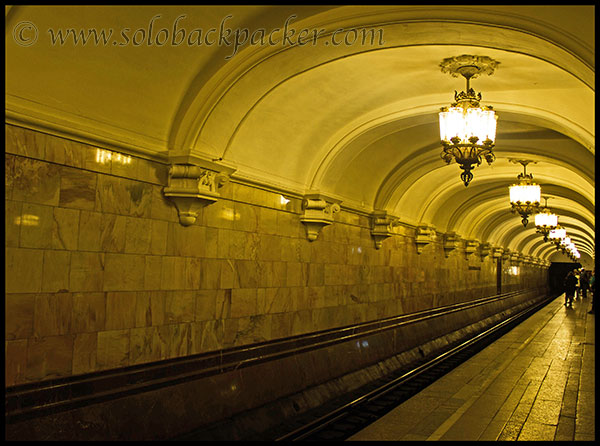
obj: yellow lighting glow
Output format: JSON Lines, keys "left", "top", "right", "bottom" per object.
{"left": 439, "top": 106, "right": 497, "bottom": 145}
{"left": 509, "top": 184, "right": 541, "bottom": 204}
{"left": 549, "top": 228, "right": 566, "bottom": 240}
{"left": 534, "top": 211, "right": 557, "bottom": 228}
{"left": 96, "top": 148, "right": 132, "bottom": 165}
{"left": 14, "top": 214, "right": 39, "bottom": 226}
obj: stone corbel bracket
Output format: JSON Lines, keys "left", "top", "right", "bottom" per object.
{"left": 491, "top": 246, "right": 504, "bottom": 259}
{"left": 510, "top": 252, "right": 522, "bottom": 265}
{"left": 300, "top": 193, "right": 341, "bottom": 241}
{"left": 415, "top": 224, "right": 436, "bottom": 254}
{"left": 479, "top": 242, "right": 492, "bottom": 260}
{"left": 502, "top": 249, "right": 512, "bottom": 262}
{"left": 163, "top": 163, "right": 231, "bottom": 226}
{"left": 464, "top": 239, "right": 480, "bottom": 259}
{"left": 443, "top": 231, "right": 461, "bottom": 258}
{"left": 370, "top": 211, "right": 400, "bottom": 249}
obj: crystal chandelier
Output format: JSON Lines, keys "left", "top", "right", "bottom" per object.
{"left": 509, "top": 160, "right": 541, "bottom": 226}
{"left": 548, "top": 226, "right": 566, "bottom": 253}
{"left": 534, "top": 197, "right": 558, "bottom": 241}
{"left": 439, "top": 55, "right": 499, "bottom": 187}
{"left": 559, "top": 236, "right": 571, "bottom": 254}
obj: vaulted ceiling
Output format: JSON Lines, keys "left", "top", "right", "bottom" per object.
{"left": 5, "top": 5, "right": 595, "bottom": 264}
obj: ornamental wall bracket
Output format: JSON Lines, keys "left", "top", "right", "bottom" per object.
{"left": 510, "top": 252, "right": 522, "bottom": 265}
{"left": 479, "top": 242, "right": 492, "bottom": 260}
{"left": 443, "top": 231, "right": 461, "bottom": 258}
{"left": 300, "top": 193, "right": 342, "bottom": 241}
{"left": 415, "top": 224, "right": 436, "bottom": 254}
{"left": 491, "top": 246, "right": 504, "bottom": 259}
{"left": 502, "top": 249, "right": 512, "bottom": 262}
{"left": 464, "top": 239, "right": 480, "bottom": 259}
{"left": 370, "top": 210, "right": 400, "bottom": 249}
{"left": 163, "top": 157, "right": 234, "bottom": 226}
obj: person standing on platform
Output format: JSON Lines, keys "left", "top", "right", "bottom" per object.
{"left": 588, "top": 270, "right": 595, "bottom": 314}
{"left": 564, "top": 270, "right": 577, "bottom": 306}
{"left": 580, "top": 269, "right": 590, "bottom": 299}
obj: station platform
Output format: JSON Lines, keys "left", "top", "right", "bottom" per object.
{"left": 348, "top": 293, "right": 595, "bottom": 442}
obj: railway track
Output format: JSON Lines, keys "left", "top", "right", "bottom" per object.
{"left": 271, "top": 295, "right": 556, "bottom": 442}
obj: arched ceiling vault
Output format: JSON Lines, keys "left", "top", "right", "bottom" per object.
{"left": 5, "top": 5, "right": 594, "bottom": 261}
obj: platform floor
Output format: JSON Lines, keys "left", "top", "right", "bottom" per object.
{"left": 348, "top": 293, "right": 595, "bottom": 442}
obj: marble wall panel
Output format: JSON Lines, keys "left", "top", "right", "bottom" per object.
{"left": 5, "top": 124, "right": 46, "bottom": 159}
{"left": 97, "top": 329, "right": 130, "bottom": 370}
{"left": 166, "top": 223, "right": 205, "bottom": 257}
{"left": 5, "top": 247, "right": 44, "bottom": 293}
{"left": 5, "top": 154, "right": 15, "bottom": 199}
{"left": 150, "top": 184, "right": 177, "bottom": 222}
{"left": 41, "top": 250, "right": 71, "bottom": 292}
{"left": 185, "top": 256, "right": 203, "bottom": 290}
{"left": 124, "top": 217, "right": 152, "bottom": 254}
{"left": 231, "top": 288, "right": 258, "bottom": 318}
{"left": 134, "top": 291, "right": 158, "bottom": 327}
{"left": 5, "top": 200, "right": 22, "bottom": 247}
{"left": 136, "top": 158, "right": 169, "bottom": 185}
{"left": 233, "top": 202, "right": 259, "bottom": 233}
{"left": 189, "top": 319, "right": 224, "bottom": 354}
{"left": 127, "top": 180, "right": 153, "bottom": 218}
{"left": 59, "top": 166, "right": 97, "bottom": 210}
{"left": 5, "top": 339, "right": 28, "bottom": 386}
{"left": 144, "top": 256, "right": 163, "bottom": 290}
{"left": 95, "top": 175, "right": 130, "bottom": 215}
{"left": 105, "top": 292, "right": 137, "bottom": 330}
{"left": 26, "top": 335, "right": 74, "bottom": 381}
{"left": 165, "top": 291, "right": 195, "bottom": 324}
{"left": 19, "top": 203, "right": 54, "bottom": 249}
{"left": 129, "top": 326, "right": 163, "bottom": 365}
{"left": 150, "top": 219, "right": 168, "bottom": 255}
{"left": 72, "top": 332, "right": 98, "bottom": 375}
{"left": 52, "top": 206, "right": 80, "bottom": 251}
{"left": 4, "top": 125, "right": 548, "bottom": 386}
{"left": 104, "top": 253, "right": 145, "bottom": 291}
{"left": 72, "top": 292, "right": 106, "bottom": 333}
{"left": 5, "top": 293, "right": 35, "bottom": 340}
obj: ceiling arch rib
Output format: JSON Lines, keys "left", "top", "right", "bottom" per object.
{"left": 172, "top": 5, "right": 595, "bottom": 158}
{"left": 5, "top": 6, "right": 594, "bottom": 262}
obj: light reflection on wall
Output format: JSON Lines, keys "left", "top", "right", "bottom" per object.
{"left": 15, "top": 214, "right": 39, "bottom": 226}
{"left": 508, "top": 266, "right": 519, "bottom": 276}
{"left": 96, "top": 148, "right": 132, "bottom": 165}
{"left": 220, "top": 207, "right": 240, "bottom": 221}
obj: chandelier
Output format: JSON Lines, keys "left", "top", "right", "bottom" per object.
{"left": 534, "top": 197, "right": 558, "bottom": 241}
{"left": 548, "top": 226, "right": 566, "bottom": 247}
{"left": 439, "top": 55, "right": 499, "bottom": 187}
{"left": 509, "top": 160, "right": 541, "bottom": 226}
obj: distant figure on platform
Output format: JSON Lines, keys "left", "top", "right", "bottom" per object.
{"left": 579, "top": 269, "right": 590, "bottom": 299}
{"left": 574, "top": 269, "right": 581, "bottom": 300}
{"left": 563, "top": 270, "right": 577, "bottom": 306}
{"left": 588, "top": 270, "right": 595, "bottom": 314}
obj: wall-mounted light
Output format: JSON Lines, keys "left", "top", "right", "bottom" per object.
{"left": 439, "top": 55, "right": 499, "bottom": 187}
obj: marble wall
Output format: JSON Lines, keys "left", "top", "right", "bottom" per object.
{"left": 4, "top": 124, "right": 548, "bottom": 386}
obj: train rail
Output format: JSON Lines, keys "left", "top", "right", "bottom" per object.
{"left": 270, "top": 295, "right": 555, "bottom": 442}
